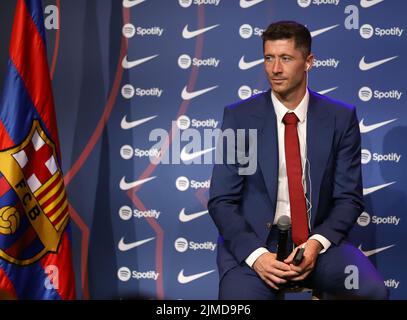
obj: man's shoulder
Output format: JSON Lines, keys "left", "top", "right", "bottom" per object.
{"left": 225, "top": 90, "right": 270, "bottom": 116}
{"left": 309, "top": 89, "right": 356, "bottom": 116}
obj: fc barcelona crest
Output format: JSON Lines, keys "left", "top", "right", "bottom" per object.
{"left": 0, "top": 120, "right": 70, "bottom": 265}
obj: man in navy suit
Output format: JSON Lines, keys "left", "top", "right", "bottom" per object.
{"left": 208, "top": 21, "right": 388, "bottom": 300}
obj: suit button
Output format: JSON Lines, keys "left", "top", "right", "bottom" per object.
{"left": 266, "top": 222, "right": 272, "bottom": 229}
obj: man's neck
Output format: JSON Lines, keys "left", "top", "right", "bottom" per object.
{"left": 273, "top": 86, "right": 307, "bottom": 110}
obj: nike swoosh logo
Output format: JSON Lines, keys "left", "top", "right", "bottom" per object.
{"left": 359, "top": 56, "right": 398, "bottom": 71}
{"left": 120, "top": 176, "right": 156, "bottom": 191}
{"left": 177, "top": 269, "right": 215, "bottom": 284}
{"left": 239, "top": 0, "right": 264, "bottom": 8}
{"left": 123, "top": 0, "right": 146, "bottom": 8}
{"left": 310, "top": 24, "right": 339, "bottom": 37}
{"left": 358, "top": 244, "right": 394, "bottom": 257}
{"left": 180, "top": 147, "right": 215, "bottom": 162}
{"left": 359, "top": 118, "right": 397, "bottom": 134}
{"left": 121, "top": 115, "right": 157, "bottom": 130}
{"left": 360, "top": 0, "right": 384, "bottom": 8}
{"left": 182, "top": 24, "right": 219, "bottom": 39}
{"left": 179, "top": 208, "right": 209, "bottom": 222}
{"left": 118, "top": 237, "right": 155, "bottom": 251}
{"left": 122, "top": 54, "right": 159, "bottom": 69}
{"left": 181, "top": 85, "right": 218, "bottom": 100}
{"left": 317, "top": 87, "right": 338, "bottom": 95}
{"left": 363, "top": 181, "right": 396, "bottom": 196}
{"left": 238, "top": 56, "right": 263, "bottom": 70}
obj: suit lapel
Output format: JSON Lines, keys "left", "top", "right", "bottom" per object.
{"left": 255, "top": 91, "right": 279, "bottom": 217}
{"left": 306, "top": 91, "right": 334, "bottom": 227}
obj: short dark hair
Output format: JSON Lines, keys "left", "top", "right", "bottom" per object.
{"left": 262, "top": 21, "right": 311, "bottom": 58}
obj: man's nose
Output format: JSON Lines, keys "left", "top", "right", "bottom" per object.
{"left": 272, "top": 59, "right": 282, "bottom": 74}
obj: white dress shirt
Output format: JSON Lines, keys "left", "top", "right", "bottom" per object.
{"left": 245, "top": 89, "right": 331, "bottom": 268}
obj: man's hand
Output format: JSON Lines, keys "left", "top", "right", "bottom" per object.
{"left": 284, "top": 239, "right": 323, "bottom": 281}
{"left": 253, "top": 252, "right": 300, "bottom": 290}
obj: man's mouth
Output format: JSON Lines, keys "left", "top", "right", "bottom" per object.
{"left": 272, "top": 78, "right": 286, "bottom": 83}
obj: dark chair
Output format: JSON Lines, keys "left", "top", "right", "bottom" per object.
{"left": 277, "top": 285, "right": 323, "bottom": 300}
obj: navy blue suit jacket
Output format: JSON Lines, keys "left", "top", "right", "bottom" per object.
{"left": 208, "top": 89, "right": 364, "bottom": 280}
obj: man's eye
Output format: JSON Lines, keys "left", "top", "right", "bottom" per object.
{"left": 282, "top": 57, "right": 291, "bottom": 62}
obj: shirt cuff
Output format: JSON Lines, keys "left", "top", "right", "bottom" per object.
{"left": 245, "top": 247, "right": 269, "bottom": 268}
{"left": 309, "top": 234, "right": 331, "bottom": 254}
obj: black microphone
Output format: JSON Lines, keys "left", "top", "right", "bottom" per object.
{"left": 276, "top": 216, "right": 291, "bottom": 261}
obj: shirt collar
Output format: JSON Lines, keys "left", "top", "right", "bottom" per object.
{"left": 271, "top": 89, "right": 309, "bottom": 124}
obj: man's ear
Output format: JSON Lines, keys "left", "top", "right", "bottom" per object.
{"left": 305, "top": 54, "right": 314, "bottom": 71}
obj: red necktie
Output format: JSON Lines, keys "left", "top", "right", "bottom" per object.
{"left": 283, "top": 113, "right": 309, "bottom": 246}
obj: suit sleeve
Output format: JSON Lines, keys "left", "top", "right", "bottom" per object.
{"left": 208, "top": 107, "right": 265, "bottom": 263}
{"left": 310, "top": 107, "right": 364, "bottom": 245}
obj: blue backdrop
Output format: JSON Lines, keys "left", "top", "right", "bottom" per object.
{"left": 0, "top": 0, "right": 406, "bottom": 299}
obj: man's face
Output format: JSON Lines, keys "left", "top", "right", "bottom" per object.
{"left": 263, "top": 38, "right": 313, "bottom": 97}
